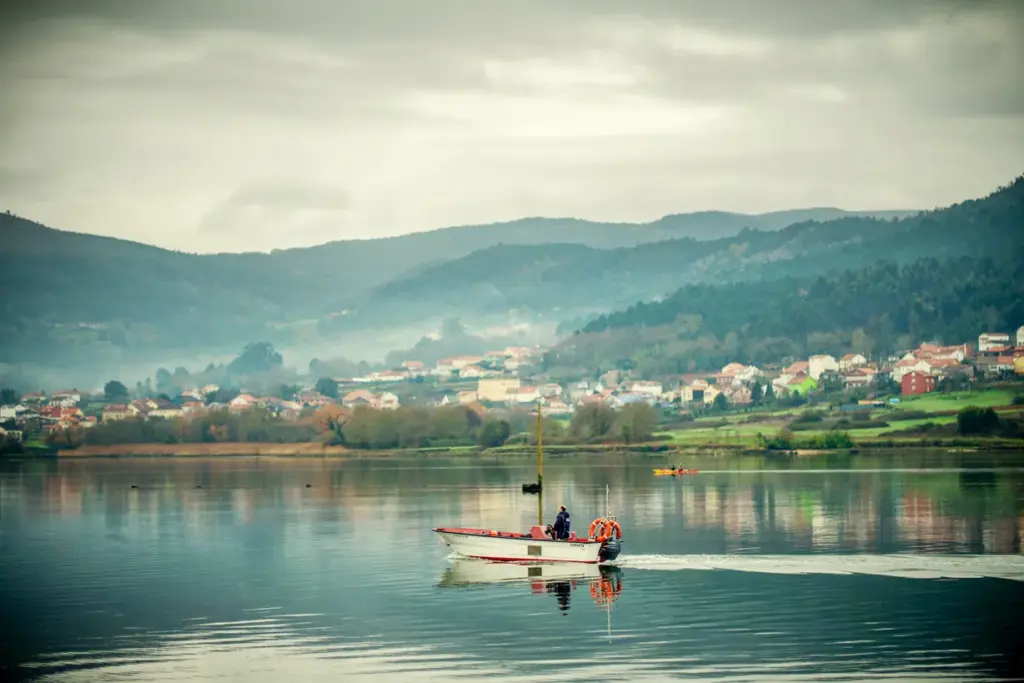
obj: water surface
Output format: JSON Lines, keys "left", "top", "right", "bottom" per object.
{"left": 2, "top": 451, "right": 1023, "bottom": 681}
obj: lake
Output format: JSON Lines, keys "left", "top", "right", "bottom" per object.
{"left": 2, "top": 451, "right": 1024, "bottom": 682}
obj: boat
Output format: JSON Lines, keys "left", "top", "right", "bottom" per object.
{"left": 653, "top": 467, "right": 700, "bottom": 476}
{"left": 434, "top": 485, "right": 623, "bottom": 564}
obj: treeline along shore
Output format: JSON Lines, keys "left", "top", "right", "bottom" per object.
{"left": 24, "top": 389, "right": 1024, "bottom": 458}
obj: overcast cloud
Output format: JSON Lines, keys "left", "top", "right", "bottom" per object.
{"left": 1, "top": 0, "right": 1022, "bottom": 253}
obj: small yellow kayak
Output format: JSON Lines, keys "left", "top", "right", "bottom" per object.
{"left": 653, "top": 468, "right": 700, "bottom": 476}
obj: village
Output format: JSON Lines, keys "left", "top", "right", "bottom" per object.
{"left": 2, "top": 329, "right": 1024, "bottom": 444}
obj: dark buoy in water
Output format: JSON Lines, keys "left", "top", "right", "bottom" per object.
{"left": 195, "top": 485, "right": 202, "bottom": 489}
{"left": 305, "top": 484, "right": 312, "bottom": 488}
{"left": 521, "top": 482, "right": 542, "bottom": 493}
{"left": 130, "top": 485, "right": 138, "bottom": 489}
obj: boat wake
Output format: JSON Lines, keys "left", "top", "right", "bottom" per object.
{"left": 612, "top": 553, "right": 1024, "bottom": 582}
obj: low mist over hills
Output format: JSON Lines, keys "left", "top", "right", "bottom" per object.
{"left": 3, "top": 177, "right": 1022, "bottom": 389}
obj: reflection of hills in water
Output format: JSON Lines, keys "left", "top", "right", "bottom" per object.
{"left": 616, "top": 553, "right": 1024, "bottom": 581}
{"left": 438, "top": 558, "right": 623, "bottom": 614}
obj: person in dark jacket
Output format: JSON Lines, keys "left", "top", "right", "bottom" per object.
{"left": 551, "top": 505, "right": 571, "bottom": 540}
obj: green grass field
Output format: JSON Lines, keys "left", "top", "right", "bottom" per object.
{"left": 655, "top": 388, "right": 1020, "bottom": 446}
{"left": 892, "top": 389, "right": 1016, "bottom": 413}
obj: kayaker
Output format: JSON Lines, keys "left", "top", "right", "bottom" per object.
{"left": 551, "top": 505, "right": 571, "bottom": 540}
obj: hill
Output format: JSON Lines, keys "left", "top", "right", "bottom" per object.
{"left": 356, "top": 177, "right": 1024, "bottom": 327}
{"left": 542, "top": 253, "right": 1024, "bottom": 379}
{"left": 0, "top": 205, "right": 913, "bottom": 365}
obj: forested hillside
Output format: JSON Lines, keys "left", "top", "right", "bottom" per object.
{"left": 0, "top": 203, "right": 915, "bottom": 364}
{"left": 359, "top": 177, "right": 1024, "bottom": 325}
{"left": 544, "top": 254, "right": 1024, "bottom": 379}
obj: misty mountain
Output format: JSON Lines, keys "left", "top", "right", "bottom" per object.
{"left": 0, "top": 204, "right": 912, "bottom": 365}
{"left": 353, "top": 177, "right": 1024, "bottom": 327}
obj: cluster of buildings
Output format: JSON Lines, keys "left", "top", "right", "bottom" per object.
{"left": 341, "top": 347, "right": 544, "bottom": 384}
{"left": 4, "top": 330, "right": 1023, "bottom": 442}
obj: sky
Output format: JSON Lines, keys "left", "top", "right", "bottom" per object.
{"left": 1, "top": 0, "right": 1022, "bottom": 254}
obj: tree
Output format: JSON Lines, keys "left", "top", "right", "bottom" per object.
{"left": 764, "top": 383, "right": 775, "bottom": 404}
{"left": 155, "top": 368, "right": 174, "bottom": 394}
{"left": 228, "top": 342, "right": 283, "bottom": 376}
{"left": 612, "top": 402, "right": 658, "bottom": 444}
{"left": 0, "top": 388, "right": 18, "bottom": 405}
{"left": 478, "top": 419, "right": 511, "bottom": 448}
{"left": 957, "top": 406, "right": 1000, "bottom": 435}
{"left": 750, "top": 382, "right": 763, "bottom": 406}
{"left": 712, "top": 392, "right": 729, "bottom": 413}
{"left": 569, "top": 403, "right": 617, "bottom": 441}
{"left": 104, "top": 380, "right": 129, "bottom": 402}
{"left": 315, "top": 377, "right": 339, "bottom": 399}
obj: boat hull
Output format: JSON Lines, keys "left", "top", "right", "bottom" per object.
{"left": 434, "top": 528, "right": 604, "bottom": 564}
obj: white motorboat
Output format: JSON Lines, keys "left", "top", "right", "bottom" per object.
{"left": 434, "top": 484, "right": 623, "bottom": 564}
{"left": 433, "top": 524, "right": 619, "bottom": 564}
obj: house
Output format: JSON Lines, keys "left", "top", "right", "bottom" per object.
{"left": 507, "top": 385, "right": 540, "bottom": 405}
{"left": 979, "top": 333, "right": 1010, "bottom": 352}
{"left": 435, "top": 356, "right": 484, "bottom": 375}
{"left": 784, "top": 373, "right": 819, "bottom": 396}
{"left": 102, "top": 404, "right": 133, "bottom": 422}
{"left": 457, "top": 390, "right": 479, "bottom": 405}
{"left": 611, "top": 392, "right": 657, "bottom": 408}
{"left": 20, "top": 392, "right": 46, "bottom": 404}
{"left": 538, "top": 383, "right": 563, "bottom": 398}
{"left": 294, "top": 391, "right": 334, "bottom": 407}
{"left": 808, "top": 355, "right": 839, "bottom": 380}
{"left": 342, "top": 390, "right": 399, "bottom": 410}
{"left": 626, "top": 381, "right": 663, "bottom": 397}
{"left": 1017, "top": 326, "right": 1024, "bottom": 347}
{"left": 150, "top": 400, "right": 183, "bottom": 420}
{"left": 181, "top": 401, "right": 206, "bottom": 414}
{"left": 458, "top": 365, "right": 487, "bottom": 380}
{"left": 542, "top": 399, "right": 573, "bottom": 415}
{"left": 783, "top": 360, "right": 810, "bottom": 376}
{"left": 901, "top": 371, "right": 935, "bottom": 396}
{"left": 842, "top": 367, "right": 877, "bottom": 388}
{"left": 717, "top": 363, "right": 761, "bottom": 385}
{"left": 377, "top": 392, "right": 400, "bottom": 410}
{"left": 702, "top": 386, "right": 722, "bottom": 405}
{"left": 180, "top": 387, "right": 206, "bottom": 401}
{"left": 681, "top": 379, "right": 709, "bottom": 404}
{"left": 0, "top": 404, "right": 27, "bottom": 420}
{"left": 369, "top": 370, "right": 409, "bottom": 383}
{"left": 891, "top": 358, "right": 933, "bottom": 382}
{"left": 401, "top": 360, "right": 426, "bottom": 375}
{"left": 228, "top": 394, "right": 259, "bottom": 411}
{"left": 477, "top": 377, "right": 520, "bottom": 402}
{"left": 724, "top": 385, "right": 752, "bottom": 405}
{"left": 342, "top": 390, "right": 377, "bottom": 408}
{"left": 1015, "top": 356, "right": 1024, "bottom": 376}
{"left": 50, "top": 390, "right": 82, "bottom": 407}
{"left": 839, "top": 354, "right": 868, "bottom": 371}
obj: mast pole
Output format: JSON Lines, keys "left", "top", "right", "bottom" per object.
{"left": 536, "top": 401, "right": 543, "bottom": 491}
{"left": 537, "top": 401, "right": 544, "bottom": 525}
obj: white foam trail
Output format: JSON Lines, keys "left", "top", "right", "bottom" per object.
{"left": 614, "top": 554, "right": 1024, "bottom": 582}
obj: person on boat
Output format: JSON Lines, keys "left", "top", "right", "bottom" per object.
{"left": 551, "top": 505, "right": 571, "bottom": 540}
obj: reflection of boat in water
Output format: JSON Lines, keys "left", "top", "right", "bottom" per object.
{"left": 653, "top": 468, "right": 700, "bottom": 476}
{"left": 438, "top": 557, "right": 623, "bottom": 614}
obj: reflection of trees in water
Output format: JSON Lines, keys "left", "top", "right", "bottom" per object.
{"left": 12, "top": 453, "right": 1024, "bottom": 553}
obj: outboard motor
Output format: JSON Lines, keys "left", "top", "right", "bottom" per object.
{"left": 589, "top": 515, "right": 623, "bottom": 563}
{"left": 599, "top": 536, "right": 621, "bottom": 562}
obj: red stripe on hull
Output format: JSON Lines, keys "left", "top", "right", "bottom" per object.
{"left": 461, "top": 554, "right": 600, "bottom": 564}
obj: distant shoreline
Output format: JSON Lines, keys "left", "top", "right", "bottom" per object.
{"left": 38, "top": 436, "right": 1024, "bottom": 459}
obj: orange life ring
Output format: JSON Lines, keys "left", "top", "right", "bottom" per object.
{"left": 607, "top": 520, "right": 622, "bottom": 539}
{"left": 588, "top": 517, "right": 606, "bottom": 538}
{"left": 589, "top": 517, "right": 622, "bottom": 540}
